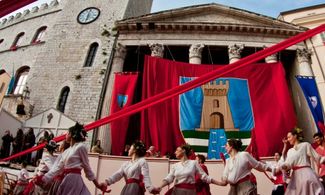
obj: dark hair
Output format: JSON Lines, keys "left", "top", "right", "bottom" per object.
{"left": 45, "top": 140, "right": 58, "bottom": 153}
{"left": 180, "top": 144, "right": 192, "bottom": 157}
{"left": 313, "top": 132, "right": 324, "bottom": 138}
{"left": 68, "top": 122, "right": 87, "bottom": 142}
{"left": 21, "top": 161, "right": 28, "bottom": 168}
{"left": 196, "top": 154, "right": 206, "bottom": 163}
{"left": 290, "top": 127, "right": 304, "bottom": 142}
{"left": 132, "top": 140, "right": 147, "bottom": 157}
{"left": 227, "top": 139, "right": 242, "bottom": 151}
{"left": 274, "top": 152, "right": 282, "bottom": 156}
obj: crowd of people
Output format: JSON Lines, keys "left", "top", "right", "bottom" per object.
{"left": 0, "top": 128, "right": 55, "bottom": 165}
{"left": 5, "top": 124, "right": 325, "bottom": 195}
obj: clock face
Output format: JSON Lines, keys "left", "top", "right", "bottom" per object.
{"left": 77, "top": 7, "right": 100, "bottom": 24}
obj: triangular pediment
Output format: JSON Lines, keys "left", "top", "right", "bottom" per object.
{"left": 118, "top": 3, "right": 303, "bottom": 31}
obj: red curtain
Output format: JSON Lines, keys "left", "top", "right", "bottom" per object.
{"left": 0, "top": 0, "right": 36, "bottom": 18}
{"left": 110, "top": 72, "right": 139, "bottom": 155}
{"left": 141, "top": 56, "right": 296, "bottom": 157}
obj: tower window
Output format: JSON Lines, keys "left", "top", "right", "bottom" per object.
{"left": 31, "top": 26, "right": 47, "bottom": 44}
{"left": 11, "top": 32, "right": 25, "bottom": 50}
{"left": 84, "top": 42, "right": 98, "bottom": 67}
{"left": 57, "top": 86, "right": 70, "bottom": 113}
{"left": 213, "top": 99, "right": 219, "bottom": 108}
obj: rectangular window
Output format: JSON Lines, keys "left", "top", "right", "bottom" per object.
{"left": 14, "top": 75, "right": 28, "bottom": 94}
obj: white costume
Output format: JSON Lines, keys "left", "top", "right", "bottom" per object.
{"left": 222, "top": 151, "right": 270, "bottom": 195}
{"left": 282, "top": 142, "right": 324, "bottom": 195}
{"left": 13, "top": 168, "right": 29, "bottom": 195}
{"left": 43, "top": 142, "right": 95, "bottom": 195}
{"left": 106, "top": 157, "right": 154, "bottom": 194}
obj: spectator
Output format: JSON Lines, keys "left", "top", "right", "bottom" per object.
{"left": 1, "top": 130, "right": 14, "bottom": 158}
{"left": 91, "top": 140, "right": 104, "bottom": 154}
{"left": 195, "top": 154, "right": 211, "bottom": 195}
{"left": 35, "top": 131, "right": 49, "bottom": 165}
{"left": 122, "top": 144, "right": 130, "bottom": 156}
{"left": 11, "top": 129, "right": 24, "bottom": 163}
{"left": 146, "top": 146, "right": 157, "bottom": 157}
{"left": 22, "top": 128, "right": 36, "bottom": 164}
{"left": 314, "top": 132, "right": 325, "bottom": 188}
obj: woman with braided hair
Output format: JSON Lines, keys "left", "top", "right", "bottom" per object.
{"left": 101, "top": 140, "right": 159, "bottom": 194}
{"left": 37, "top": 123, "right": 104, "bottom": 195}
{"left": 279, "top": 127, "right": 325, "bottom": 194}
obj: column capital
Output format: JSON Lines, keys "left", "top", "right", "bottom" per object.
{"left": 296, "top": 48, "right": 312, "bottom": 65}
{"left": 189, "top": 44, "right": 205, "bottom": 59}
{"left": 263, "top": 46, "right": 278, "bottom": 63}
{"left": 228, "top": 44, "right": 244, "bottom": 63}
{"left": 114, "top": 43, "right": 127, "bottom": 60}
{"left": 149, "top": 43, "right": 164, "bottom": 58}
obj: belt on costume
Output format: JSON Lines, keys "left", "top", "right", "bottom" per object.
{"left": 63, "top": 168, "right": 82, "bottom": 175}
{"left": 16, "top": 181, "right": 28, "bottom": 186}
{"left": 292, "top": 165, "right": 310, "bottom": 171}
{"left": 230, "top": 175, "right": 251, "bottom": 186}
{"left": 126, "top": 178, "right": 141, "bottom": 184}
{"left": 174, "top": 183, "right": 196, "bottom": 190}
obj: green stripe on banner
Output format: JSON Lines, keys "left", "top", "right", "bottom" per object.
{"left": 182, "top": 130, "right": 210, "bottom": 139}
{"left": 183, "top": 130, "right": 251, "bottom": 154}
{"left": 225, "top": 131, "right": 251, "bottom": 139}
{"left": 191, "top": 145, "right": 209, "bottom": 153}
{"left": 182, "top": 130, "right": 251, "bottom": 139}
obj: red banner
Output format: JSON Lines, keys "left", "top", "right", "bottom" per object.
{"left": 0, "top": 0, "right": 36, "bottom": 18}
{"left": 110, "top": 72, "right": 139, "bottom": 155}
{"left": 141, "top": 57, "right": 296, "bottom": 157}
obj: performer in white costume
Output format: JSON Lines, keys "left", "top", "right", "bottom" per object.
{"left": 158, "top": 144, "right": 219, "bottom": 195}
{"left": 36, "top": 123, "right": 104, "bottom": 195}
{"left": 215, "top": 139, "right": 272, "bottom": 195}
{"left": 280, "top": 128, "right": 325, "bottom": 195}
{"left": 101, "top": 140, "right": 159, "bottom": 194}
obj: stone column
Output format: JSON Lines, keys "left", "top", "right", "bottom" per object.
{"left": 98, "top": 43, "right": 127, "bottom": 154}
{"left": 263, "top": 46, "right": 278, "bottom": 63}
{"left": 297, "top": 48, "right": 313, "bottom": 76}
{"left": 189, "top": 44, "right": 204, "bottom": 64}
{"left": 149, "top": 43, "right": 164, "bottom": 58}
{"left": 228, "top": 44, "right": 244, "bottom": 64}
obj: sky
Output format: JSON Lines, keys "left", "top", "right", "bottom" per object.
{"left": 1, "top": 0, "right": 324, "bottom": 19}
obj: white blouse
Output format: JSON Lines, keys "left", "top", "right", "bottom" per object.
{"left": 106, "top": 157, "right": 154, "bottom": 192}
{"left": 222, "top": 151, "right": 269, "bottom": 184}
{"left": 163, "top": 160, "right": 211, "bottom": 185}
{"left": 43, "top": 142, "right": 95, "bottom": 183}
{"left": 36, "top": 151, "right": 56, "bottom": 176}
{"left": 283, "top": 142, "right": 325, "bottom": 169}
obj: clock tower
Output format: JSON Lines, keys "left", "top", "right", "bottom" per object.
{"left": 26, "top": 0, "right": 153, "bottom": 147}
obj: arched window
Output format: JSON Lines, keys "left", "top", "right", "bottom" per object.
{"left": 0, "top": 39, "right": 4, "bottom": 45}
{"left": 13, "top": 66, "right": 30, "bottom": 95}
{"left": 57, "top": 87, "right": 70, "bottom": 112}
{"left": 31, "top": 26, "right": 47, "bottom": 44}
{"left": 11, "top": 32, "right": 25, "bottom": 50}
{"left": 84, "top": 42, "right": 98, "bottom": 67}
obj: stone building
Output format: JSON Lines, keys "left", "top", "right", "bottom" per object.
{"left": 0, "top": 0, "right": 152, "bottom": 145}
{"left": 0, "top": 1, "right": 324, "bottom": 153}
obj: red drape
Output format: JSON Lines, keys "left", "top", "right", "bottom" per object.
{"left": 110, "top": 72, "right": 139, "bottom": 155}
{"left": 0, "top": 0, "right": 36, "bottom": 18}
{"left": 141, "top": 56, "right": 296, "bottom": 157}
